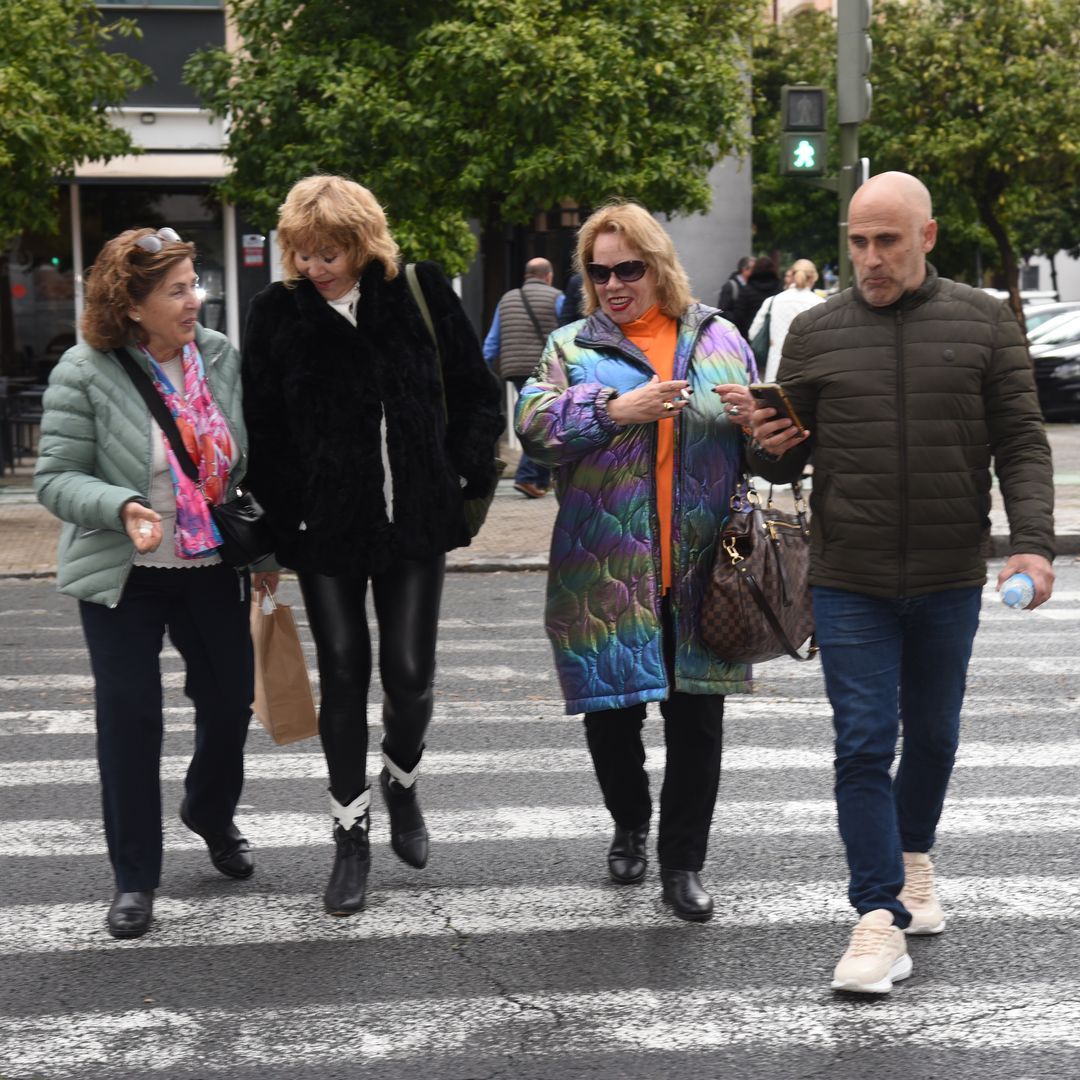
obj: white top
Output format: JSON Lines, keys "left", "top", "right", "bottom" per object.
{"left": 325, "top": 286, "right": 394, "bottom": 523}
{"left": 748, "top": 286, "right": 825, "bottom": 383}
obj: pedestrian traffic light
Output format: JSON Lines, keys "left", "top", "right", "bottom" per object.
{"left": 837, "top": 0, "right": 873, "bottom": 125}
{"left": 780, "top": 85, "right": 828, "bottom": 177}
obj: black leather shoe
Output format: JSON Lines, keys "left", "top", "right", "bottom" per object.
{"left": 107, "top": 890, "right": 154, "bottom": 939}
{"left": 607, "top": 823, "right": 649, "bottom": 884}
{"left": 324, "top": 824, "right": 370, "bottom": 915}
{"left": 379, "top": 767, "right": 429, "bottom": 869}
{"left": 180, "top": 803, "right": 254, "bottom": 880}
{"left": 660, "top": 869, "right": 714, "bottom": 922}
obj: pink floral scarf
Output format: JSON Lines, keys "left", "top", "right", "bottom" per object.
{"left": 144, "top": 341, "right": 234, "bottom": 559}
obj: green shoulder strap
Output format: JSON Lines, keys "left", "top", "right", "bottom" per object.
{"left": 405, "top": 262, "right": 448, "bottom": 423}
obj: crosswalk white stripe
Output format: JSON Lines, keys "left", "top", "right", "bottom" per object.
{"left": 2, "top": 739, "right": 1077, "bottom": 787}
{"left": 1, "top": 876, "right": 1077, "bottom": 956}
{"left": 0, "top": 981, "right": 1077, "bottom": 1075}
{"left": 2, "top": 694, "right": 1076, "bottom": 736}
{"left": 3, "top": 795, "right": 1077, "bottom": 858}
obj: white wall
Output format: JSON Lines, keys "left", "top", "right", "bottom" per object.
{"left": 1029, "top": 253, "right": 1080, "bottom": 302}
{"left": 664, "top": 154, "right": 753, "bottom": 309}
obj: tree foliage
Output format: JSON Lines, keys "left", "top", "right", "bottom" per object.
{"left": 866, "top": 0, "right": 1080, "bottom": 317}
{"left": 186, "top": 0, "right": 758, "bottom": 283}
{"left": 0, "top": 0, "right": 148, "bottom": 248}
{"left": 752, "top": 0, "right": 1080, "bottom": 310}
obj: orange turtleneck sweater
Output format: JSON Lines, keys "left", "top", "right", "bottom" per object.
{"left": 622, "top": 304, "right": 679, "bottom": 592}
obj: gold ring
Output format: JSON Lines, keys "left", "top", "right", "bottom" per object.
{"left": 663, "top": 401, "right": 675, "bottom": 412}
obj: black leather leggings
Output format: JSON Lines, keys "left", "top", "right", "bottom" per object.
{"left": 298, "top": 555, "right": 445, "bottom": 804}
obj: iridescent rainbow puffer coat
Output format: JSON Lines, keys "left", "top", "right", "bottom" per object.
{"left": 515, "top": 304, "right": 758, "bottom": 714}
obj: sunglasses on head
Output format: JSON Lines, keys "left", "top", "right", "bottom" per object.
{"left": 133, "top": 227, "right": 183, "bottom": 254}
{"left": 585, "top": 260, "right": 648, "bottom": 285}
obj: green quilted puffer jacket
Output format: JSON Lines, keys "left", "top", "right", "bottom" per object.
{"left": 34, "top": 326, "right": 248, "bottom": 607}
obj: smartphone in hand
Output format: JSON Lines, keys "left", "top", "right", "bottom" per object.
{"left": 749, "top": 383, "right": 807, "bottom": 435}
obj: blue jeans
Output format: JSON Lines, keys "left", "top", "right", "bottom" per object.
{"left": 509, "top": 376, "right": 551, "bottom": 489}
{"left": 812, "top": 584, "right": 982, "bottom": 926}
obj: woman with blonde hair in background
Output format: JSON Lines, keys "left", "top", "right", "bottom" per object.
{"left": 748, "top": 258, "right": 825, "bottom": 382}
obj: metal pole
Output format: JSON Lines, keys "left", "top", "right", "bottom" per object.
{"left": 837, "top": 124, "right": 859, "bottom": 290}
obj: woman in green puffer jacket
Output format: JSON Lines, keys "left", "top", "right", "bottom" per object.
{"left": 34, "top": 228, "right": 267, "bottom": 941}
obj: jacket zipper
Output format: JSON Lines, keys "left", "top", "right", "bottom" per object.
{"left": 896, "top": 309, "right": 908, "bottom": 598}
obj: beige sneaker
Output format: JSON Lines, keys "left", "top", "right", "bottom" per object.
{"left": 831, "top": 909, "right": 913, "bottom": 994}
{"left": 899, "top": 852, "right": 946, "bottom": 935}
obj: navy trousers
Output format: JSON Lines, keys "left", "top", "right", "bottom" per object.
{"left": 80, "top": 564, "right": 254, "bottom": 891}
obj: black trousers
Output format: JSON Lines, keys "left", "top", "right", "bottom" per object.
{"left": 583, "top": 599, "right": 724, "bottom": 872}
{"left": 79, "top": 564, "right": 254, "bottom": 892}
{"left": 298, "top": 555, "right": 445, "bottom": 804}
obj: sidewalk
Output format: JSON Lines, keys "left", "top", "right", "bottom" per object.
{"left": 5, "top": 429, "right": 1080, "bottom": 579}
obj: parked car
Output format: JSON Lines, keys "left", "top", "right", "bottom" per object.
{"left": 1034, "top": 340, "right": 1080, "bottom": 420}
{"left": 1024, "top": 301, "right": 1080, "bottom": 334}
{"left": 1029, "top": 311, "right": 1080, "bottom": 358}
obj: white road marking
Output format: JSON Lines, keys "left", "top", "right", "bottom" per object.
{"left": 0, "top": 982, "right": 1077, "bottom": 1076}
{"left": 1, "top": 876, "right": 1077, "bottom": 956}
{"left": 3, "top": 740, "right": 1078, "bottom": 787}
{"left": 2, "top": 795, "right": 1076, "bottom": 858}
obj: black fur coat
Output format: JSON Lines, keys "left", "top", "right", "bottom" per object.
{"left": 242, "top": 260, "right": 504, "bottom": 576}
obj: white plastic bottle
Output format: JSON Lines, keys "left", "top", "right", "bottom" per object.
{"left": 1000, "top": 572, "right": 1035, "bottom": 609}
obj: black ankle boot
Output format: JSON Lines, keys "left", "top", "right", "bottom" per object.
{"left": 607, "top": 823, "right": 649, "bottom": 884}
{"left": 324, "top": 824, "right": 370, "bottom": 915}
{"left": 660, "top": 869, "right": 714, "bottom": 922}
{"left": 325, "top": 788, "right": 371, "bottom": 915}
{"left": 107, "top": 889, "right": 154, "bottom": 939}
{"left": 379, "top": 766, "right": 429, "bottom": 869}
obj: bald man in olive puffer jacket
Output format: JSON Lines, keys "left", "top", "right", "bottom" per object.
{"left": 746, "top": 172, "right": 1054, "bottom": 996}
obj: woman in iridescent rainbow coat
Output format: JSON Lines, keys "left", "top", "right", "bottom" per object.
{"left": 515, "top": 202, "right": 757, "bottom": 923}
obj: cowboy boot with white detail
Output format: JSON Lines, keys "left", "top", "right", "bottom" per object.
{"left": 379, "top": 745, "right": 429, "bottom": 869}
{"left": 324, "top": 787, "right": 371, "bottom": 916}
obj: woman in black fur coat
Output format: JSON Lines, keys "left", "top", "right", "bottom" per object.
{"left": 243, "top": 175, "right": 503, "bottom": 915}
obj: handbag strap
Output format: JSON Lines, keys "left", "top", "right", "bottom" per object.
{"left": 517, "top": 286, "right": 548, "bottom": 345}
{"left": 735, "top": 559, "right": 818, "bottom": 661}
{"left": 112, "top": 349, "right": 200, "bottom": 484}
{"left": 404, "top": 262, "right": 448, "bottom": 425}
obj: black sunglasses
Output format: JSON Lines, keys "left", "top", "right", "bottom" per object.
{"left": 134, "top": 227, "right": 183, "bottom": 254}
{"left": 585, "top": 260, "right": 648, "bottom": 285}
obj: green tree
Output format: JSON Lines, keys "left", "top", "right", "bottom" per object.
{"left": 0, "top": 0, "right": 148, "bottom": 369}
{"left": 867, "top": 0, "right": 1080, "bottom": 321}
{"left": 186, "top": 0, "right": 758, "bottom": 316}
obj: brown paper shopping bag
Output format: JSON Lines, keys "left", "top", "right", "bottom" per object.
{"left": 250, "top": 591, "right": 318, "bottom": 745}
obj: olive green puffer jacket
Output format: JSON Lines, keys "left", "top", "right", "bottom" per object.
{"left": 34, "top": 326, "right": 247, "bottom": 607}
{"left": 750, "top": 267, "right": 1054, "bottom": 597}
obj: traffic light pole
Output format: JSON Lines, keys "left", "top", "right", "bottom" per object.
{"left": 837, "top": 123, "right": 860, "bottom": 290}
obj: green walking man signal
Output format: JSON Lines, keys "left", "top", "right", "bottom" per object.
{"left": 780, "top": 85, "right": 828, "bottom": 177}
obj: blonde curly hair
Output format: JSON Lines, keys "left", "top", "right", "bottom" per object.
{"left": 276, "top": 175, "right": 400, "bottom": 284}
{"left": 81, "top": 229, "right": 196, "bottom": 351}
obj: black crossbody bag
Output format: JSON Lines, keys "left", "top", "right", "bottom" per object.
{"left": 114, "top": 349, "right": 274, "bottom": 567}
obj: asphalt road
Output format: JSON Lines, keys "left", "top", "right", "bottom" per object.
{"left": 1, "top": 564, "right": 1079, "bottom": 1080}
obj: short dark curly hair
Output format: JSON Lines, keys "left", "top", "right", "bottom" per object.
{"left": 81, "top": 228, "right": 197, "bottom": 351}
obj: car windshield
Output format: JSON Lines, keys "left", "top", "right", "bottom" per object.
{"left": 1025, "top": 305, "right": 1080, "bottom": 332}
{"left": 1029, "top": 310, "right": 1080, "bottom": 345}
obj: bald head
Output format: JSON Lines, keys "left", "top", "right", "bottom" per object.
{"left": 850, "top": 171, "right": 933, "bottom": 225}
{"left": 848, "top": 172, "right": 938, "bottom": 307}
{"left": 524, "top": 257, "right": 554, "bottom": 283}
